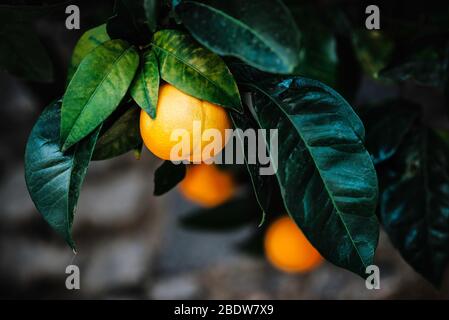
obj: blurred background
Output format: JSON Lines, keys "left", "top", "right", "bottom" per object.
{"left": 1, "top": 0, "right": 449, "bottom": 299}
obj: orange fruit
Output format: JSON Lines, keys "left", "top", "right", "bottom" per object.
{"left": 179, "top": 163, "right": 235, "bottom": 207}
{"left": 264, "top": 216, "right": 323, "bottom": 273}
{"left": 140, "top": 84, "right": 231, "bottom": 162}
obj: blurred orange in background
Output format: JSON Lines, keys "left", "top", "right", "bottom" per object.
{"left": 179, "top": 163, "right": 236, "bottom": 207}
{"left": 264, "top": 216, "right": 323, "bottom": 273}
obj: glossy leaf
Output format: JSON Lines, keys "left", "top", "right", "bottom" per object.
{"left": 246, "top": 78, "right": 379, "bottom": 277}
{"left": 361, "top": 100, "right": 420, "bottom": 165}
{"left": 154, "top": 161, "right": 186, "bottom": 196}
{"left": 61, "top": 39, "right": 139, "bottom": 151}
{"left": 130, "top": 49, "right": 160, "bottom": 118}
{"left": 152, "top": 29, "right": 242, "bottom": 112}
{"left": 380, "top": 127, "right": 449, "bottom": 286}
{"left": 180, "top": 197, "right": 258, "bottom": 231}
{"left": 0, "top": 23, "right": 53, "bottom": 82}
{"left": 92, "top": 105, "right": 142, "bottom": 161}
{"left": 25, "top": 100, "right": 100, "bottom": 249}
{"left": 176, "top": 0, "right": 301, "bottom": 74}
{"left": 67, "top": 24, "right": 110, "bottom": 83}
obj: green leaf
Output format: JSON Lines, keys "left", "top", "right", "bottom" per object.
{"left": 380, "top": 127, "right": 449, "bottom": 286}
{"left": 130, "top": 49, "right": 160, "bottom": 119}
{"left": 0, "top": 23, "right": 53, "bottom": 82}
{"left": 246, "top": 78, "right": 379, "bottom": 277}
{"left": 25, "top": 100, "right": 100, "bottom": 249}
{"left": 180, "top": 197, "right": 258, "bottom": 231}
{"left": 144, "top": 0, "right": 159, "bottom": 32}
{"left": 67, "top": 24, "right": 110, "bottom": 84}
{"left": 152, "top": 29, "right": 242, "bottom": 112}
{"left": 92, "top": 104, "right": 142, "bottom": 161}
{"left": 154, "top": 161, "right": 186, "bottom": 196}
{"left": 176, "top": 0, "right": 301, "bottom": 74}
{"left": 61, "top": 39, "right": 139, "bottom": 151}
{"left": 361, "top": 100, "right": 420, "bottom": 165}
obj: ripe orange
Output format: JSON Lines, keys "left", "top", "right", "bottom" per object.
{"left": 264, "top": 216, "right": 323, "bottom": 273}
{"left": 140, "top": 84, "right": 231, "bottom": 162}
{"left": 179, "top": 163, "right": 236, "bottom": 207}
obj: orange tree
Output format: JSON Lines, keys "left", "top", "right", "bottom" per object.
{"left": 19, "top": 0, "right": 449, "bottom": 285}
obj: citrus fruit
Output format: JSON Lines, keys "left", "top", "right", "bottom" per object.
{"left": 140, "top": 84, "right": 231, "bottom": 162}
{"left": 179, "top": 163, "right": 235, "bottom": 207}
{"left": 264, "top": 216, "right": 323, "bottom": 273}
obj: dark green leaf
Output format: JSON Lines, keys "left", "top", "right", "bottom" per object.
{"left": 67, "top": 24, "right": 110, "bottom": 84}
{"left": 25, "top": 100, "right": 100, "bottom": 249}
{"left": 227, "top": 60, "right": 283, "bottom": 87}
{"left": 107, "top": 0, "right": 153, "bottom": 45}
{"left": 380, "top": 127, "right": 449, "bottom": 286}
{"left": 246, "top": 77, "right": 379, "bottom": 277}
{"left": 180, "top": 197, "right": 258, "bottom": 231}
{"left": 361, "top": 100, "right": 420, "bottom": 165}
{"left": 152, "top": 29, "right": 242, "bottom": 112}
{"left": 380, "top": 39, "right": 449, "bottom": 87}
{"left": 288, "top": 5, "right": 338, "bottom": 86}
{"left": 61, "top": 39, "right": 139, "bottom": 151}
{"left": 144, "top": 0, "right": 159, "bottom": 32}
{"left": 130, "top": 49, "right": 160, "bottom": 119}
{"left": 154, "top": 161, "right": 186, "bottom": 196}
{"left": 0, "top": 23, "right": 53, "bottom": 82}
{"left": 176, "top": 0, "right": 301, "bottom": 74}
{"left": 92, "top": 104, "right": 142, "bottom": 161}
